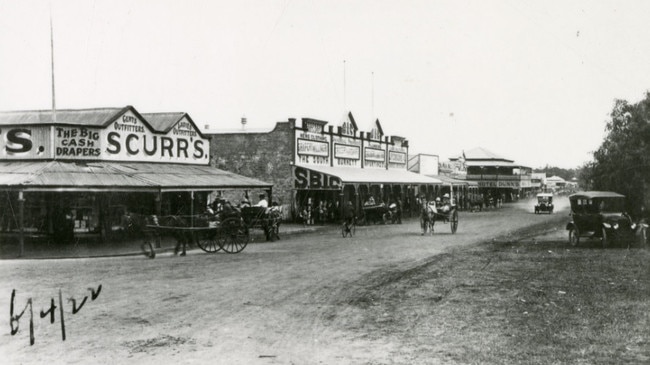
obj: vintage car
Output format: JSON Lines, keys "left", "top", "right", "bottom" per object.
{"left": 566, "top": 191, "right": 640, "bottom": 248}
{"left": 534, "top": 193, "right": 554, "bottom": 214}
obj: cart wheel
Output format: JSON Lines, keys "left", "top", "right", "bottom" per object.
{"left": 220, "top": 217, "right": 249, "bottom": 253}
{"left": 568, "top": 227, "right": 580, "bottom": 247}
{"left": 450, "top": 210, "right": 458, "bottom": 234}
{"left": 196, "top": 229, "right": 222, "bottom": 253}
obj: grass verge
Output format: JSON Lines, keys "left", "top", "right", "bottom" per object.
{"left": 330, "top": 234, "right": 650, "bottom": 364}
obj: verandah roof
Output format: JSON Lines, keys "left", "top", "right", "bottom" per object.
{"left": 0, "top": 161, "right": 272, "bottom": 192}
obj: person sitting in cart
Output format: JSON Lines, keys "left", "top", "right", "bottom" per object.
{"left": 255, "top": 193, "right": 268, "bottom": 208}
{"left": 364, "top": 196, "right": 376, "bottom": 206}
{"left": 440, "top": 193, "right": 452, "bottom": 213}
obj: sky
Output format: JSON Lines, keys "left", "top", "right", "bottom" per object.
{"left": 1, "top": 0, "right": 650, "bottom": 169}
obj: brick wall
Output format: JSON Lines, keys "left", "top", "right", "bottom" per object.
{"left": 206, "top": 121, "right": 295, "bottom": 218}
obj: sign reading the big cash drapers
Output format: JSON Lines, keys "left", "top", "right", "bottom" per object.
{"left": 0, "top": 111, "right": 210, "bottom": 164}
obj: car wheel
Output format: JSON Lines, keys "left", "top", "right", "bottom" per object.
{"left": 569, "top": 227, "right": 580, "bottom": 247}
{"left": 601, "top": 227, "right": 609, "bottom": 249}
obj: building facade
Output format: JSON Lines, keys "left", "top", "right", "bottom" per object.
{"left": 206, "top": 113, "right": 441, "bottom": 222}
{"left": 0, "top": 106, "right": 270, "bottom": 255}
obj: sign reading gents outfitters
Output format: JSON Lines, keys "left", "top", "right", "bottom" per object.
{"left": 0, "top": 110, "right": 209, "bottom": 165}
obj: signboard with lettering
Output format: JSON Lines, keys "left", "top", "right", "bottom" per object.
{"left": 0, "top": 126, "right": 52, "bottom": 159}
{"left": 0, "top": 112, "right": 210, "bottom": 164}
{"left": 103, "top": 112, "right": 208, "bottom": 164}
{"left": 478, "top": 181, "right": 522, "bottom": 188}
{"left": 293, "top": 166, "right": 341, "bottom": 190}
{"left": 294, "top": 128, "right": 330, "bottom": 166}
{"left": 334, "top": 143, "right": 360, "bottom": 160}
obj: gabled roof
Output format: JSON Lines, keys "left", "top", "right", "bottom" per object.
{"left": 463, "top": 147, "right": 513, "bottom": 162}
{"left": 373, "top": 119, "right": 384, "bottom": 136}
{"left": 141, "top": 112, "right": 186, "bottom": 132}
{"left": 0, "top": 106, "right": 205, "bottom": 136}
{"left": 344, "top": 111, "right": 358, "bottom": 130}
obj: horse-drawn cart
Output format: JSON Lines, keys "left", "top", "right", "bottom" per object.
{"left": 137, "top": 203, "right": 281, "bottom": 257}
{"left": 419, "top": 201, "right": 459, "bottom": 235}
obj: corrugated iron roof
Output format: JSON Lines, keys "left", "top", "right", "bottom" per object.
{"left": 0, "top": 107, "right": 127, "bottom": 127}
{"left": 296, "top": 164, "right": 441, "bottom": 185}
{"left": 464, "top": 147, "right": 513, "bottom": 162}
{"left": 0, "top": 106, "right": 201, "bottom": 136}
{"left": 140, "top": 112, "right": 186, "bottom": 133}
{"left": 0, "top": 161, "right": 271, "bottom": 192}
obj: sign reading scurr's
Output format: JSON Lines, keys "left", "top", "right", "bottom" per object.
{"left": 0, "top": 108, "right": 210, "bottom": 165}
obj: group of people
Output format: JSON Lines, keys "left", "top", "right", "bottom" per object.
{"left": 207, "top": 193, "right": 276, "bottom": 218}
{"left": 419, "top": 193, "right": 453, "bottom": 214}
{"left": 299, "top": 199, "right": 340, "bottom": 226}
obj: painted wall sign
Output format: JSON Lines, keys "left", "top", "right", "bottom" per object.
{"left": 0, "top": 126, "right": 51, "bottom": 159}
{"left": 297, "top": 138, "right": 329, "bottom": 157}
{"left": 103, "top": 112, "right": 207, "bottom": 164}
{"left": 389, "top": 151, "right": 406, "bottom": 164}
{"left": 478, "top": 181, "right": 522, "bottom": 188}
{"left": 0, "top": 112, "right": 209, "bottom": 164}
{"left": 364, "top": 147, "right": 385, "bottom": 162}
{"left": 55, "top": 127, "right": 102, "bottom": 158}
{"left": 293, "top": 166, "right": 341, "bottom": 190}
{"left": 334, "top": 143, "right": 360, "bottom": 160}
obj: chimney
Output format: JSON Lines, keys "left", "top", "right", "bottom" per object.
{"left": 241, "top": 116, "right": 247, "bottom": 130}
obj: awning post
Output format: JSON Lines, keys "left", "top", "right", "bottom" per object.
{"left": 18, "top": 191, "right": 25, "bottom": 257}
{"left": 155, "top": 191, "right": 162, "bottom": 248}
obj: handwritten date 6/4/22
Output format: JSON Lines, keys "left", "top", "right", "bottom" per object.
{"left": 10, "top": 285, "right": 102, "bottom": 346}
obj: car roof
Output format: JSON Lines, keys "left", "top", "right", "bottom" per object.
{"left": 569, "top": 191, "right": 625, "bottom": 199}
{"left": 536, "top": 193, "right": 553, "bottom": 197}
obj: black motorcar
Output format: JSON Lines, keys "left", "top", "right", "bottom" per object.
{"left": 534, "top": 193, "right": 554, "bottom": 214}
{"left": 566, "top": 191, "right": 641, "bottom": 248}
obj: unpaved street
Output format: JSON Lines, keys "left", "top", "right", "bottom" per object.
{"left": 0, "top": 198, "right": 570, "bottom": 365}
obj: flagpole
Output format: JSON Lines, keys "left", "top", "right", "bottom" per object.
{"left": 343, "top": 60, "right": 347, "bottom": 112}
{"left": 50, "top": 4, "right": 57, "bottom": 124}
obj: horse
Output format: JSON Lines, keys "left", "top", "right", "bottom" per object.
{"left": 121, "top": 213, "right": 159, "bottom": 259}
{"left": 419, "top": 200, "right": 437, "bottom": 235}
{"left": 121, "top": 213, "right": 195, "bottom": 258}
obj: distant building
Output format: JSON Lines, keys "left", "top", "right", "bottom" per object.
{"left": 453, "top": 147, "right": 533, "bottom": 202}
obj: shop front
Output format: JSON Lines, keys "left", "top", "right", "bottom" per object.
{"left": 0, "top": 106, "right": 271, "bottom": 256}
{"left": 292, "top": 116, "right": 441, "bottom": 223}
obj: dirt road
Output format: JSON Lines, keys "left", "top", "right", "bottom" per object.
{"left": 0, "top": 197, "right": 570, "bottom": 365}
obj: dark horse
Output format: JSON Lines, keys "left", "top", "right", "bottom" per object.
{"left": 419, "top": 200, "right": 437, "bottom": 235}
{"left": 121, "top": 213, "right": 195, "bottom": 258}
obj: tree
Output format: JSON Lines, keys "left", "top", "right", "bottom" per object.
{"left": 584, "top": 93, "right": 650, "bottom": 217}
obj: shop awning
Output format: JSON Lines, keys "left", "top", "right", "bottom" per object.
{"left": 295, "top": 164, "right": 442, "bottom": 187}
{"left": 427, "top": 175, "right": 478, "bottom": 187}
{"left": 0, "top": 161, "right": 272, "bottom": 192}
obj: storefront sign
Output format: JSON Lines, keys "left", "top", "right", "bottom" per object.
{"left": 334, "top": 143, "right": 360, "bottom": 159}
{"left": 297, "top": 138, "right": 329, "bottom": 157}
{"left": 55, "top": 127, "right": 102, "bottom": 158}
{"left": 0, "top": 111, "right": 209, "bottom": 164}
{"left": 364, "top": 147, "right": 385, "bottom": 162}
{"left": 388, "top": 151, "right": 406, "bottom": 164}
{"left": 0, "top": 126, "right": 51, "bottom": 159}
{"left": 478, "top": 181, "right": 522, "bottom": 188}
{"left": 294, "top": 166, "right": 341, "bottom": 190}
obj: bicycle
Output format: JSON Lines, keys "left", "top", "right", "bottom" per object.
{"left": 341, "top": 216, "right": 356, "bottom": 237}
